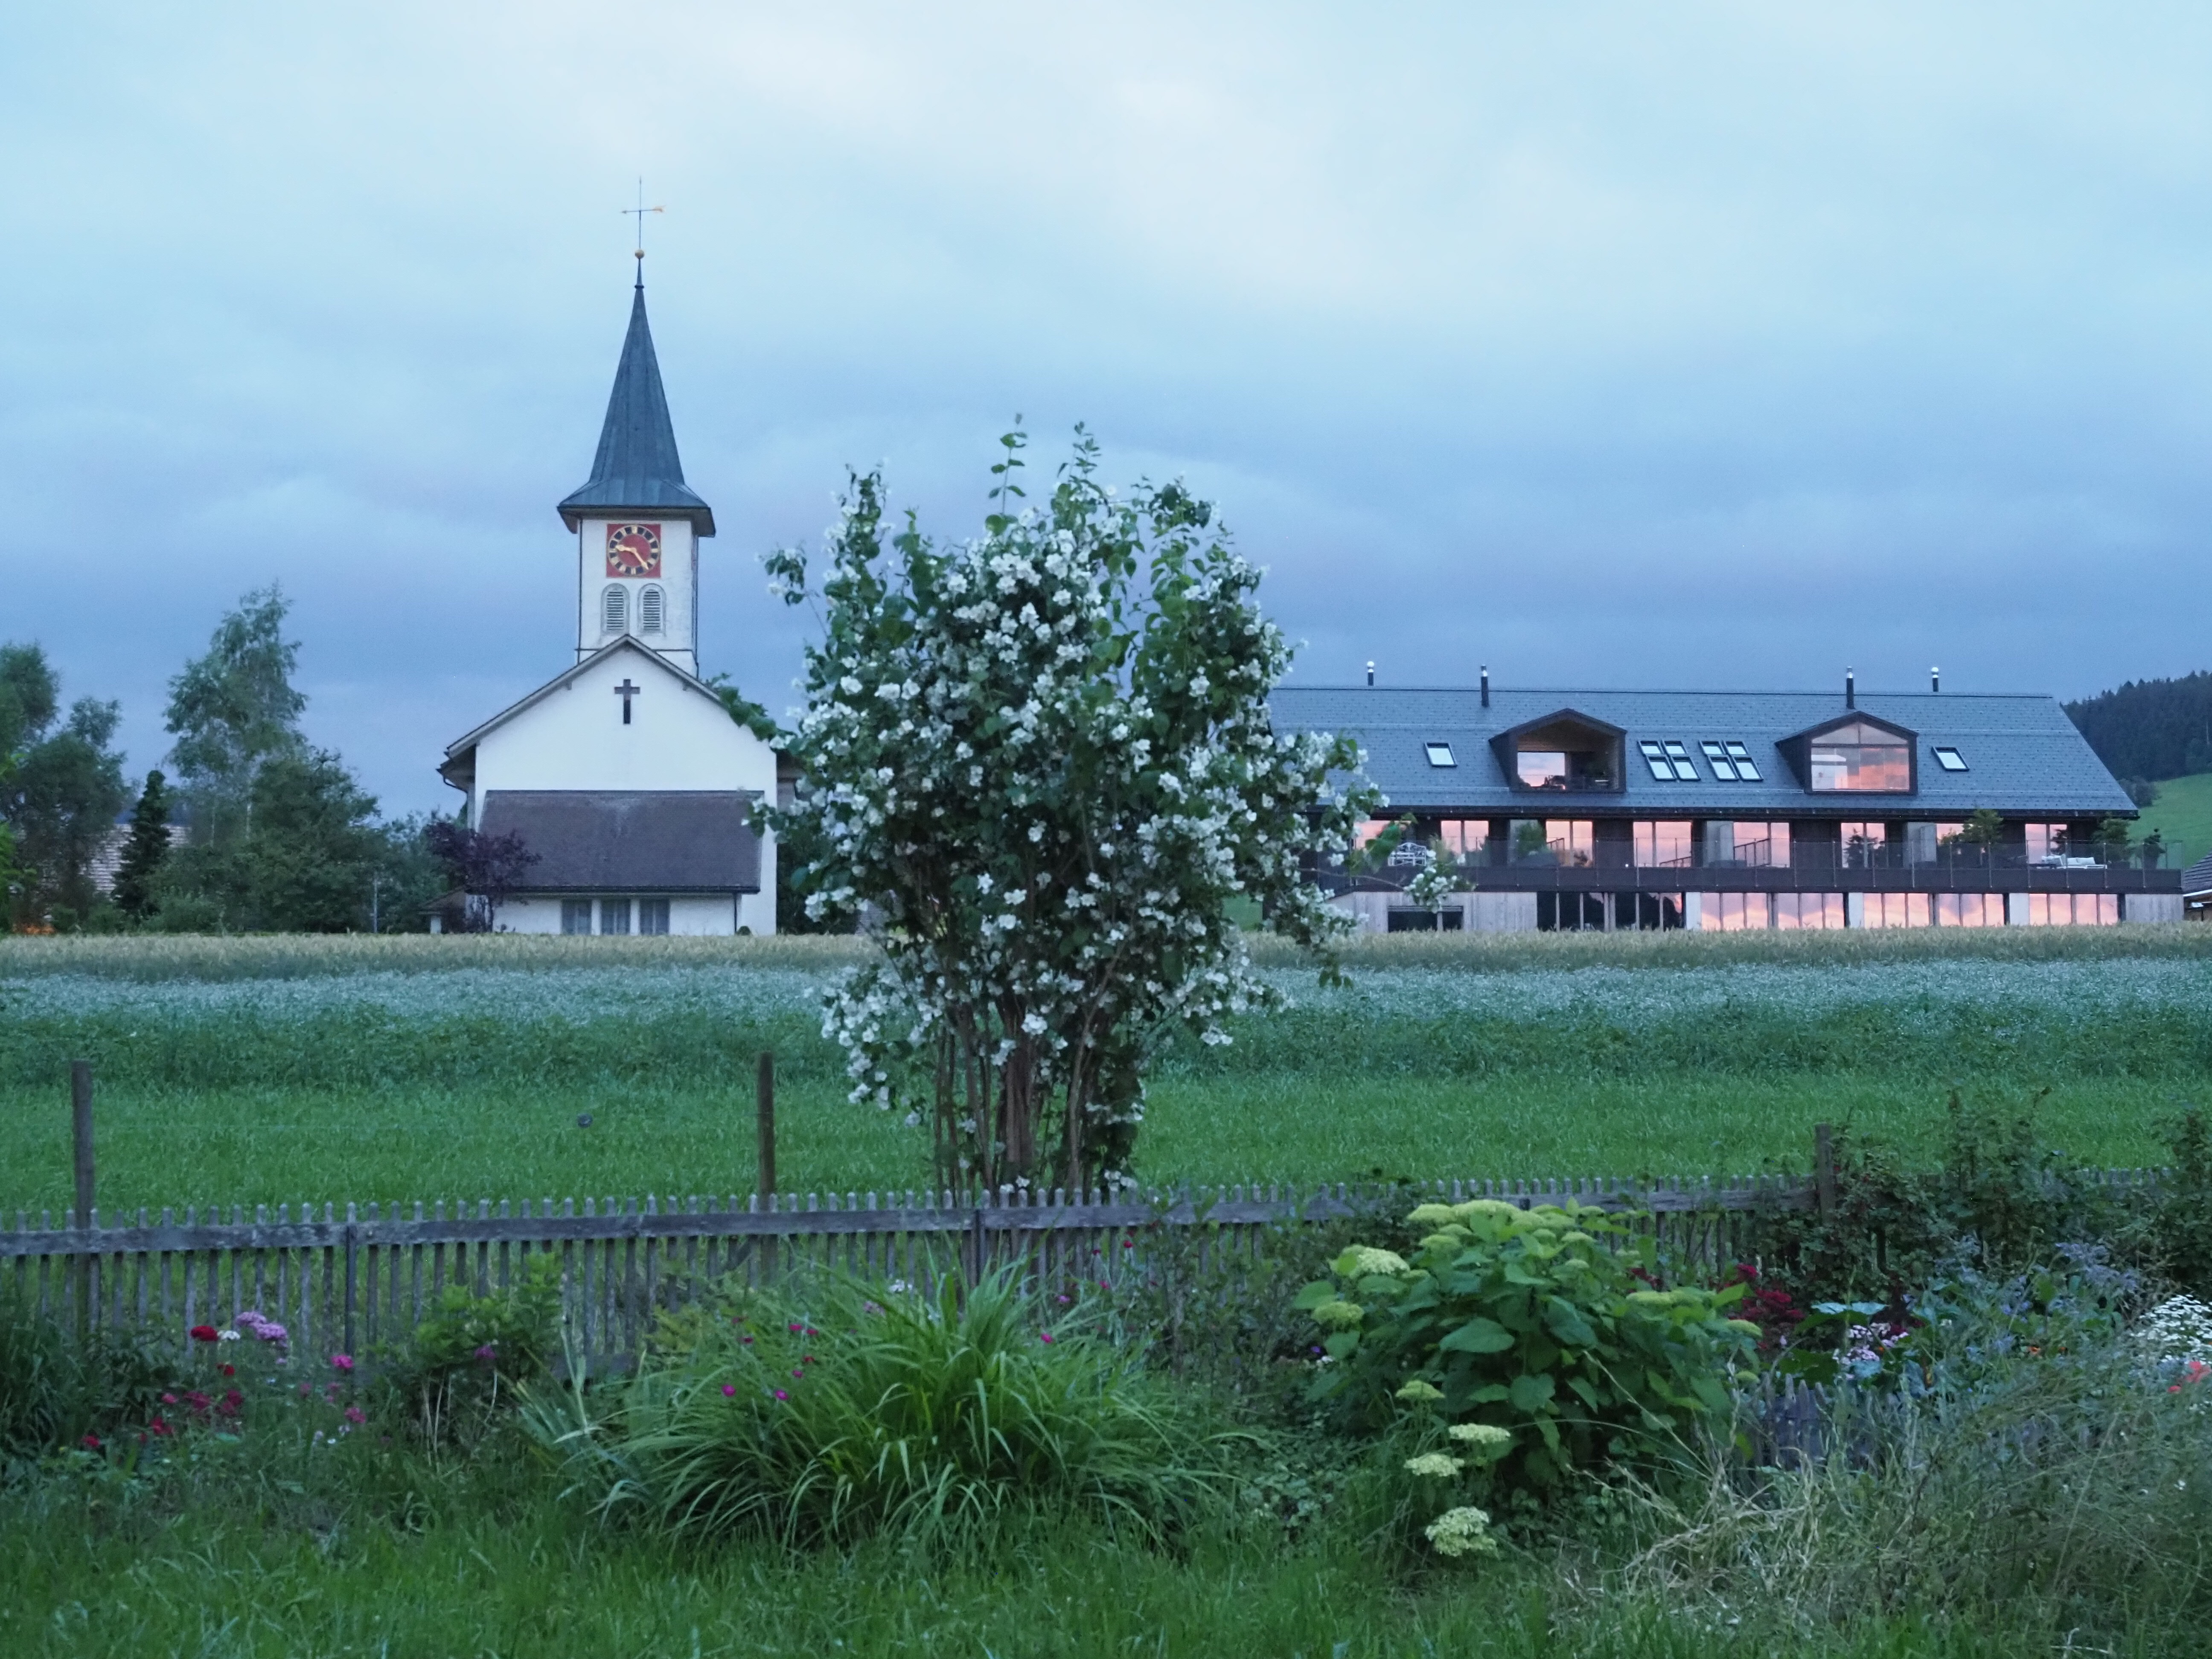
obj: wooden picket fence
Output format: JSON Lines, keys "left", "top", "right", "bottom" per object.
{"left": 0, "top": 1166, "right": 2165, "bottom": 1368}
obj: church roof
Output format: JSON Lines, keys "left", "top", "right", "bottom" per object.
{"left": 479, "top": 791, "right": 761, "bottom": 894}
{"left": 557, "top": 281, "right": 716, "bottom": 536}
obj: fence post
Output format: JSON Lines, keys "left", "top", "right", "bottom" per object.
{"left": 1814, "top": 1122, "right": 1837, "bottom": 1220}
{"left": 343, "top": 1203, "right": 359, "bottom": 1359}
{"left": 756, "top": 1052, "right": 776, "bottom": 1281}
{"left": 71, "top": 1060, "right": 94, "bottom": 1339}
{"left": 756, "top": 1051, "right": 776, "bottom": 1199}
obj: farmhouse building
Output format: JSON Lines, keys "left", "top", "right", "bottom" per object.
{"left": 1273, "top": 675, "right": 2188, "bottom": 932}
{"left": 436, "top": 269, "right": 782, "bottom": 934}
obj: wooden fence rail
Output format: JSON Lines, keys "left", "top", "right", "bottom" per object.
{"left": 0, "top": 1167, "right": 2164, "bottom": 1368}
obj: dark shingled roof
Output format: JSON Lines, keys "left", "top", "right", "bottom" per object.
{"left": 556, "top": 282, "right": 715, "bottom": 536}
{"left": 1267, "top": 685, "right": 2136, "bottom": 818}
{"left": 2184, "top": 853, "right": 2212, "bottom": 899}
{"left": 479, "top": 791, "right": 759, "bottom": 894}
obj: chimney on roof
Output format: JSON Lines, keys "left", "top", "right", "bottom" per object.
{"left": 1365, "top": 661, "right": 1375, "bottom": 687}
{"left": 1845, "top": 668, "right": 1856, "bottom": 709}
{"left": 1480, "top": 665, "right": 1490, "bottom": 708}
{"left": 1931, "top": 666, "right": 1940, "bottom": 693}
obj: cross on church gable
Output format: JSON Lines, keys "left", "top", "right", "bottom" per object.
{"left": 613, "top": 678, "right": 643, "bottom": 725}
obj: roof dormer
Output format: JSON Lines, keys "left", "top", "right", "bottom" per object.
{"left": 1489, "top": 708, "right": 1627, "bottom": 794}
{"left": 1780, "top": 713, "right": 1918, "bottom": 794}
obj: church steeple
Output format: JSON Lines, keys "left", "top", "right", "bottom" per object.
{"left": 562, "top": 277, "right": 712, "bottom": 675}
{"left": 557, "top": 280, "right": 715, "bottom": 536}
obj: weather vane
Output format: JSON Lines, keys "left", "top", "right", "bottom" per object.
{"left": 623, "top": 179, "right": 664, "bottom": 271}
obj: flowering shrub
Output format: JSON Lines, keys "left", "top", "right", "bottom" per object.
{"left": 763, "top": 431, "right": 1377, "bottom": 1190}
{"left": 1295, "top": 1199, "right": 1756, "bottom": 1489}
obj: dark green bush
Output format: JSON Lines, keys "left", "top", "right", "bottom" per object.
{"left": 527, "top": 1267, "right": 1237, "bottom": 1548}
{"left": 0, "top": 1292, "right": 174, "bottom": 1460}
{"left": 1295, "top": 1199, "right": 1755, "bottom": 1491}
{"left": 376, "top": 1252, "right": 560, "bottom": 1447}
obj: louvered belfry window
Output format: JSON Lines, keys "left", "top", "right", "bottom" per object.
{"left": 639, "top": 585, "right": 665, "bottom": 634}
{"left": 602, "top": 584, "right": 628, "bottom": 635}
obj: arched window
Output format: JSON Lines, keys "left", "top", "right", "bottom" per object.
{"left": 639, "top": 585, "right": 665, "bottom": 634}
{"left": 601, "top": 584, "right": 627, "bottom": 635}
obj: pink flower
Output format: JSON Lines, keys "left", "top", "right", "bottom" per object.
{"left": 741, "top": 1335, "right": 754, "bottom": 1345}
{"left": 161, "top": 1393, "right": 177, "bottom": 1405}
{"left": 330, "top": 1354, "right": 354, "bottom": 1372}
{"left": 791, "top": 1368, "right": 805, "bottom": 1379}
{"left": 722, "top": 1383, "right": 737, "bottom": 1397}
{"left": 189, "top": 1324, "right": 219, "bottom": 1343}
{"left": 343, "top": 1406, "right": 366, "bottom": 1425}
{"left": 1039, "top": 1332, "right": 1054, "bottom": 1344}
{"left": 81, "top": 1433, "right": 101, "bottom": 1450}
{"left": 147, "top": 1415, "right": 173, "bottom": 1437}
{"left": 773, "top": 1388, "right": 788, "bottom": 1401}
{"left": 474, "top": 1344, "right": 498, "bottom": 1363}
{"left": 299, "top": 1383, "right": 312, "bottom": 1397}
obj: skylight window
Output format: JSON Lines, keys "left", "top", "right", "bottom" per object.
{"left": 1638, "top": 740, "right": 1698, "bottom": 781}
{"left": 1699, "top": 740, "right": 1763, "bottom": 782}
{"left": 1424, "top": 741, "right": 1456, "bottom": 768}
{"left": 1932, "top": 745, "right": 1968, "bottom": 772}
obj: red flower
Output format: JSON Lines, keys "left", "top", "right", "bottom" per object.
{"left": 147, "top": 1415, "right": 173, "bottom": 1437}
{"left": 183, "top": 1390, "right": 212, "bottom": 1415}
{"left": 189, "top": 1324, "right": 220, "bottom": 1343}
{"left": 80, "top": 1433, "right": 101, "bottom": 1451}
{"left": 219, "top": 1363, "right": 235, "bottom": 1377}
{"left": 216, "top": 1390, "right": 243, "bottom": 1417}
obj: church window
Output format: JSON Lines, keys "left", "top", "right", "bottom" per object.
{"left": 600, "top": 897, "right": 632, "bottom": 935}
{"left": 561, "top": 899, "right": 593, "bottom": 934}
{"left": 639, "top": 898, "right": 670, "bottom": 935}
{"left": 601, "top": 584, "right": 628, "bottom": 635}
{"left": 639, "top": 585, "right": 665, "bottom": 634}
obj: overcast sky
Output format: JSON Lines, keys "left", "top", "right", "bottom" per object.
{"left": 5, "top": 3, "right": 2210, "bottom": 815}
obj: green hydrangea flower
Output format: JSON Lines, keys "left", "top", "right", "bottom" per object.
{"left": 1395, "top": 1379, "right": 1446, "bottom": 1403}
{"left": 1447, "top": 1422, "right": 1513, "bottom": 1454}
{"left": 1403, "top": 1452, "right": 1464, "bottom": 1479}
{"left": 1312, "top": 1299, "right": 1365, "bottom": 1330}
{"left": 1424, "top": 1505, "right": 1500, "bottom": 1558}
{"left": 1334, "top": 1246, "right": 1412, "bottom": 1278}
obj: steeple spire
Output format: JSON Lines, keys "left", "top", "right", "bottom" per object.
{"left": 557, "top": 282, "right": 714, "bottom": 536}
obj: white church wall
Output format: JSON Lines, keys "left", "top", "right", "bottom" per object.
{"left": 576, "top": 517, "right": 699, "bottom": 676}
{"left": 467, "top": 646, "right": 780, "bottom": 935}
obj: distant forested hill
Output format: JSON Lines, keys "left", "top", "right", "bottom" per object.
{"left": 2065, "top": 671, "right": 2212, "bottom": 783}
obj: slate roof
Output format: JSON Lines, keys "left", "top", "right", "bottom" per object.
{"left": 478, "top": 791, "right": 761, "bottom": 894}
{"left": 1266, "top": 685, "right": 2136, "bottom": 819}
{"left": 2183, "top": 853, "right": 2212, "bottom": 899}
{"left": 557, "top": 282, "right": 715, "bottom": 536}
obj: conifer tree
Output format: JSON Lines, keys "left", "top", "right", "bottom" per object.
{"left": 112, "top": 769, "right": 172, "bottom": 921}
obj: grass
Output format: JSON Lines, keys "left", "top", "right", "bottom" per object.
{"left": 3, "top": 927, "right": 2209, "bottom": 1212}
{"left": 0, "top": 1496, "right": 2050, "bottom": 1659}
{"left": 2138, "top": 770, "right": 2212, "bottom": 869}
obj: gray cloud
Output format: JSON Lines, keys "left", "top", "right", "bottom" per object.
{"left": 4, "top": 2, "right": 2209, "bottom": 814}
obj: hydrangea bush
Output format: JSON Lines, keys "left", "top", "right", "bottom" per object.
{"left": 1296, "top": 1200, "right": 1758, "bottom": 1489}
{"left": 764, "top": 430, "right": 1376, "bottom": 1191}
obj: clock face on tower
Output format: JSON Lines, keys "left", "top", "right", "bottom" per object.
{"left": 605, "top": 523, "right": 663, "bottom": 578}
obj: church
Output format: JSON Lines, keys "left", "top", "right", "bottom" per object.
{"left": 437, "top": 267, "right": 783, "bottom": 934}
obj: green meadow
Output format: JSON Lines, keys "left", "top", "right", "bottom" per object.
{"left": 3, "top": 927, "right": 2207, "bottom": 1212}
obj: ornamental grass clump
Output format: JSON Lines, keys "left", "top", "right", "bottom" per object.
{"left": 528, "top": 1267, "right": 1234, "bottom": 1549}
{"left": 1296, "top": 1199, "right": 1756, "bottom": 1491}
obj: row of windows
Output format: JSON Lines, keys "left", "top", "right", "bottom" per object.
{"left": 600, "top": 584, "right": 668, "bottom": 636}
{"left": 1367, "top": 818, "right": 2093, "bottom": 870}
{"left": 560, "top": 897, "right": 673, "bottom": 935}
{"left": 1427, "top": 731, "right": 1971, "bottom": 789}
{"left": 1637, "top": 739, "right": 1766, "bottom": 783}
{"left": 1515, "top": 890, "right": 2122, "bottom": 932}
